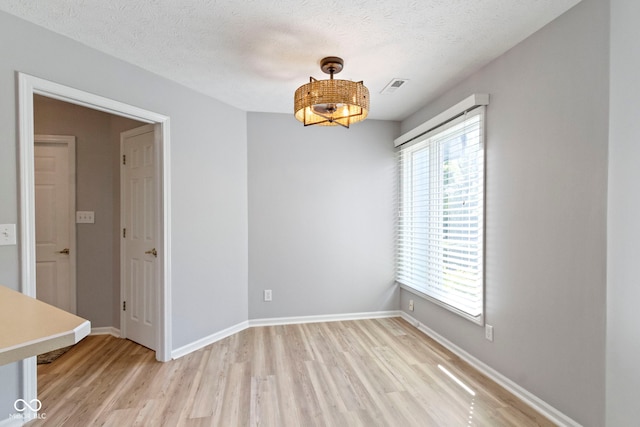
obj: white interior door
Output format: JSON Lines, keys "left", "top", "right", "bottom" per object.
{"left": 34, "top": 136, "right": 77, "bottom": 314}
{"left": 121, "top": 124, "right": 158, "bottom": 350}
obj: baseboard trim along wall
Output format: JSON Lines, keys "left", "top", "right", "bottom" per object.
{"left": 399, "top": 312, "right": 580, "bottom": 427}
{"left": 90, "top": 327, "right": 121, "bottom": 337}
{"left": 172, "top": 321, "right": 250, "bottom": 359}
{"left": 249, "top": 310, "right": 401, "bottom": 327}
{"left": 171, "top": 311, "right": 401, "bottom": 360}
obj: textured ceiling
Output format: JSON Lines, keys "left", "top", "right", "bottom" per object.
{"left": 0, "top": 0, "right": 581, "bottom": 121}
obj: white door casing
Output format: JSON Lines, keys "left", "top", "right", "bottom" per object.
{"left": 34, "top": 135, "right": 77, "bottom": 314}
{"left": 121, "top": 124, "right": 159, "bottom": 350}
{"left": 18, "top": 73, "right": 172, "bottom": 417}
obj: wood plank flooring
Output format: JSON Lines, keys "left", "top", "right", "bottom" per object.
{"left": 31, "top": 318, "right": 554, "bottom": 426}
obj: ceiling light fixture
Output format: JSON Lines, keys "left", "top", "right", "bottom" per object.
{"left": 294, "top": 57, "right": 369, "bottom": 128}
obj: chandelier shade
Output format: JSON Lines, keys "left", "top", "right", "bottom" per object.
{"left": 294, "top": 57, "right": 369, "bottom": 128}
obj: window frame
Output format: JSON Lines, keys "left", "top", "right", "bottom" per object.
{"left": 395, "top": 95, "right": 488, "bottom": 325}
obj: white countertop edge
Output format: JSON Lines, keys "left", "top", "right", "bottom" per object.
{"left": 0, "top": 320, "right": 91, "bottom": 366}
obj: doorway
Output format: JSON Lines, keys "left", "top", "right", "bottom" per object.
{"left": 18, "top": 73, "right": 173, "bottom": 405}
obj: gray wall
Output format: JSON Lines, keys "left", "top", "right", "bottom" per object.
{"left": 0, "top": 10, "right": 248, "bottom": 415}
{"left": 34, "top": 95, "right": 144, "bottom": 329}
{"left": 248, "top": 113, "right": 399, "bottom": 319}
{"left": 399, "top": 0, "right": 608, "bottom": 425}
{"left": 607, "top": 0, "right": 640, "bottom": 425}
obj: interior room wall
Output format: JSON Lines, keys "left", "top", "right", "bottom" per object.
{"left": 0, "top": 10, "right": 248, "bottom": 416}
{"left": 607, "top": 0, "right": 640, "bottom": 425}
{"left": 34, "top": 95, "right": 144, "bottom": 329}
{"left": 399, "top": 0, "right": 608, "bottom": 425}
{"left": 247, "top": 113, "right": 399, "bottom": 319}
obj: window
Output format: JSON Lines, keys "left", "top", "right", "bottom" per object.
{"left": 397, "top": 105, "right": 485, "bottom": 324}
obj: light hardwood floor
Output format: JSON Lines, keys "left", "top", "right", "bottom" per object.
{"left": 31, "top": 318, "right": 554, "bottom": 426}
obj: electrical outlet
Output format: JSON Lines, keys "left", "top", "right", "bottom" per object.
{"left": 0, "top": 224, "right": 17, "bottom": 246}
{"left": 408, "top": 299, "right": 414, "bottom": 311}
{"left": 264, "top": 289, "right": 272, "bottom": 302}
{"left": 485, "top": 324, "right": 494, "bottom": 342}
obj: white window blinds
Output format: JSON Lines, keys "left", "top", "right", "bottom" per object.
{"left": 397, "top": 106, "right": 485, "bottom": 323}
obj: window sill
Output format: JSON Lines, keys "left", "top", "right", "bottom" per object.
{"left": 398, "top": 282, "right": 484, "bottom": 326}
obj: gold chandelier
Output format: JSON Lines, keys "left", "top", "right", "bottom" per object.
{"left": 294, "top": 57, "right": 369, "bottom": 128}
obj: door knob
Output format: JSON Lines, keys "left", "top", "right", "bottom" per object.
{"left": 58, "top": 248, "right": 70, "bottom": 254}
{"left": 145, "top": 248, "right": 158, "bottom": 257}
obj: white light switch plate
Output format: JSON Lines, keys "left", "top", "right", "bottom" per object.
{"left": 76, "top": 211, "right": 95, "bottom": 224}
{"left": 0, "top": 224, "right": 17, "bottom": 245}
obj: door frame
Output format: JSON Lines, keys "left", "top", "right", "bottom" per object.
{"left": 18, "top": 73, "right": 173, "bottom": 408}
{"left": 34, "top": 135, "right": 77, "bottom": 314}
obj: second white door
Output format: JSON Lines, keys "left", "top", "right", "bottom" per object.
{"left": 121, "top": 124, "right": 158, "bottom": 350}
{"left": 34, "top": 136, "right": 76, "bottom": 314}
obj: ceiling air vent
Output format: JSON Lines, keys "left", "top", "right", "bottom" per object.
{"left": 380, "top": 78, "right": 409, "bottom": 95}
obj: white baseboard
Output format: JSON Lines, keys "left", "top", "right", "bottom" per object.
{"left": 171, "top": 311, "right": 401, "bottom": 360}
{"left": 90, "top": 327, "right": 120, "bottom": 337}
{"left": 249, "top": 310, "right": 401, "bottom": 327}
{"left": 399, "top": 312, "right": 580, "bottom": 427}
{"left": 171, "top": 321, "right": 250, "bottom": 360}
